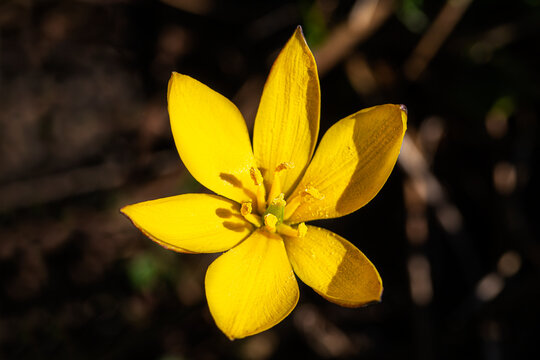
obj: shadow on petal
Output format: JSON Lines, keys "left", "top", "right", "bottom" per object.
{"left": 223, "top": 221, "right": 252, "bottom": 232}
{"left": 284, "top": 226, "right": 382, "bottom": 308}
{"left": 323, "top": 249, "right": 383, "bottom": 308}
{"left": 219, "top": 172, "right": 256, "bottom": 201}
{"left": 215, "top": 208, "right": 233, "bottom": 218}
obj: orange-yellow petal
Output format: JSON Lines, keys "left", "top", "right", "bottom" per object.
{"left": 253, "top": 26, "right": 320, "bottom": 197}
{"left": 205, "top": 229, "right": 299, "bottom": 339}
{"left": 121, "top": 194, "right": 253, "bottom": 253}
{"left": 287, "top": 104, "right": 407, "bottom": 223}
{"left": 283, "top": 225, "right": 382, "bottom": 307}
{"left": 168, "top": 72, "right": 258, "bottom": 204}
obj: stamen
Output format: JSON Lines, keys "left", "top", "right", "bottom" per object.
{"left": 283, "top": 195, "right": 301, "bottom": 220}
{"left": 275, "top": 162, "right": 293, "bottom": 172}
{"left": 241, "top": 201, "right": 263, "bottom": 227}
{"left": 305, "top": 186, "right": 325, "bottom": 200}
{"left": 283, "top": 185, "right": 325, "bottom": 221}
{"left": 250, "top": 167, "right": 267, "bottom": 214}
{"left": 297, "top": 222, "right": 307, "bottom": 237}
{"left": 240, "top": 202, "right": 252, "bottom": 216}
{"left": 264, "top": 213, "right": 278, "bottom": 232}
{"left": 267, "top": 162, "right": 294, "bottom": 204}
{"left": 249, "top": 167, "right": 264, "bottom": 185}
{"left": 277, "top": 222, "right": 308, "bottom": 237}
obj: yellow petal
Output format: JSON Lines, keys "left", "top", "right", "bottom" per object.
{"left": 205, "top": 229, "right": 299, "bottom": 339}
{"left": 121, "top": 194, "right": 253, "bottom": 253}
{"left": 288, "top": 104, "right": 407, "bottom": 223}
{"left": 168, "top": 72, "right": 258, "bottom": 204}
{"left": 253, "top": 26, "right": 320, "bottom": 196}
{"left": 283, "top": 225, "right": 382, "bottom": 307}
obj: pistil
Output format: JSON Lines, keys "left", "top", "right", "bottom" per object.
{"left": 263, "top": 193, "right": 285, "bottom": 227}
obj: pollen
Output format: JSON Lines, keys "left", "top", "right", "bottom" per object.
{"left": 304, "top": 186, "right": 325, "bottom": 200}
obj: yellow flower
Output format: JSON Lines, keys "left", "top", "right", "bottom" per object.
{"left": 121, "top": 26, "right": 407, "bottom": 340}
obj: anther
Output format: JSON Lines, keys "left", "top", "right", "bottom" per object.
{"left": 250, "top": 167, "right": 264, "bottom": 186}
{"left": 297, "top": 222, "right": 307, "bottom": 237}
{"left": 267, "top": 162, "right": 294, "bottom": 204}
{"left": 264, "top": 213, "right": 278, "bottom": 232}
{"left": 283, "top": 185, "right": 325, "bottom": 221}
{"left": 305, "top": 186, "right": 325, "bottom": 200}
{"left": 250, "top": 167, "right": 267, "bottom": 214}
{"left": 241, "top": 202, "right": 252, "bottom": 216}
{"left": 276, "top": 222, "right": 308, "bottom": 238}
{"left": 275, "top": 162, "right": 294, "bottom": 172}
{"left": 241, "top": 201, "right": 263, "bottom": 228}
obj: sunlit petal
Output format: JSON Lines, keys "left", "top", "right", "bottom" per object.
{"left": 168, "top": 72, "right": 258, "bottom": 204}
{"left": 283, "top": 225, "right": 382, "bottom": 307}
{"left": 253, "top": 26, "right": 320, "bottom": 196}
{"left": 288, "top": 104, "right": 407, "bottom": 223}
{"left": 121, "top": 194, "right": 253, "bottom": 253}
{"left": 205, "top": 229, "right": 299, "bottom": 339}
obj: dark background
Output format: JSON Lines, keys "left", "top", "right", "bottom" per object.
{"left": 1, "top": 0, "right": 539, "bottom": 359}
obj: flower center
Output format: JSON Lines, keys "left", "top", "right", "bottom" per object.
{"left": 240, "top": 163, "right": 323, "bottom": 238}
{"left": 264, "top": 193, "right": 285, "bottom": 225}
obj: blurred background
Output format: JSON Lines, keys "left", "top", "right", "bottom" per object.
{"left": 1, "top": 0, "right": 539, "bottom": 359}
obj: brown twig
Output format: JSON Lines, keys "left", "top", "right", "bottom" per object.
{"left": 314, "top": 0, "right": 395, "bottom": 75}
{"left": 404, "top": 0, "right": 473, "bottom": 81}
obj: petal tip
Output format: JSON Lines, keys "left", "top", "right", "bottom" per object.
{"left": 293, "top": 25, "right": 309, "bottom": 47}
{"left": 168, "top": 72, "right": 193, "bottom": 88}
{"left": 119, "top": 204, "right": 131, "bottom": 217}
{"left": 168, "top": 72, "right": 194, "bottom": 89}
{"left": 400, "top": 104, "right": 408, "bottom": 133}
{"left": 168, "top": 71, "right": 182, "bottom": 85}
{"left": 399, "top": 104, "right": 408, "bottom": 115}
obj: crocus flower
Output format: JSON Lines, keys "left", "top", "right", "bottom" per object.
{"left": 121, "top": 26, "right": 407, "bottom": 340}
